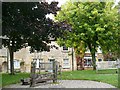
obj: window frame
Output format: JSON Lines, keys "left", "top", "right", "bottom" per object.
{"left": 14, "top": 59, "right": 20, "bottom": 69}
{"left": 98, "top": 58, "right": 102, "bottom": 62}
{"left": 63, "top": 58, "right": 70, "bottom": 69}
{"left": 63, "top": 46, "right": 68, "bottom": 51}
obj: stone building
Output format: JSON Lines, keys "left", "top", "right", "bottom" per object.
{"left": 0, "top": 48, "right": 8, "bottom": 73}
{"left": 0, "top": 41, "right": 77, "bottom": 73}
{"left": 76, "top": 47, "right": 104, "bottom": 70}
{"left": 0, "top": 41, "right": 105, "bottom": 73}
{"left": 84, "top": 47, "right": 104, "bottom": 67}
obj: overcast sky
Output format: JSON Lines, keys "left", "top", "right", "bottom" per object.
{"left": 47, "top": 0, "right": 120, "bottom": 7}
{"left": 46, "top": 0, "right": 120, "bottom": 20}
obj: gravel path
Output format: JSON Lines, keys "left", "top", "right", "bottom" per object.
{"left": 4, "top": 80, "right": 116, "bottom": 88}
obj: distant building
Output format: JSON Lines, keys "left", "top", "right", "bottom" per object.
{"left": 76, "top": 46, "right": 104, "bottom": 70}
{"left": 84, "top": 47, "right": 104, "bottom": 66}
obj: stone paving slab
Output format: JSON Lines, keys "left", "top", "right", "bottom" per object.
{"left": 3, "top": 80, "right": 116, "bottom": 88}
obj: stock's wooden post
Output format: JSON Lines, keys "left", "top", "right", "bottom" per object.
{"left": 55, "top": 61, "right": 58, "bottom": 82}
{"left": 30, "top": 61, "right": 36, "bottom": 87}
{"left": 53, "top": 60, "right": 57, "bottom": 83}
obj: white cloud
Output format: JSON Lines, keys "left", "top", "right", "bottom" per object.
{"left": 46, "top": 0, "right": 120, "bottom": 20}
{"left": 115, "top": 0, "right": 120, "bottom": 5}
{"left": 46, "top": 13, "right": 55, "bottom": 20}
{"left": 47, "top": 0, "right": 120, "bottom": 7}
{"left": 46, "top": 0, "right": 68, "bottom": 7}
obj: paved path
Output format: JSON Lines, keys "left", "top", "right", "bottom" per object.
{"left": 4, "top": 80, "right": 116, "bottom": 88}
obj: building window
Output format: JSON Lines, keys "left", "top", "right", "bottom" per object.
{"left": 14, "top": 60, "right": 20, "bottom": 69}
{"left": 36, "top": 59, "right": 43, "bottom": 68}
{"left": 63, "top": 59, "right": 70, "bottom": 69}
{"left": 47, "top": 59, "right": 55, "bottom": 72}
{"left": 48, "top": 59, "right": 55, "bottom": 62}
{"left": 39, "top": 59, "right": 43, "bottom": 62}
{"left": 63, "top": 46, "right": 68, "bottom": 50}
{"left": 98, "top": 59, "right": 102, "bottom": 62}
{"left": 84, "top": 58, "right": 92, "bottom": 67}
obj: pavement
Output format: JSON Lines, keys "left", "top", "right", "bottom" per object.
{"left": 3, "top": 80, "right": 117, "bottom": 88}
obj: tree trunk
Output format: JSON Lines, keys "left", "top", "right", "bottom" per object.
{"left": 88, "top": 43, "right": 96, "bottom": 70}
{"left": 9, "top": 47, "right": 14, "bottom": 75}
{"left": 72, "top": 48, "right": 74, "bottom": 71}
{"left": 80, "top": 58, "right": 84, "bottom": 70}
{"left": 91, "top": 52, "right": 96, "bottom": 70}
{"left": 82, "top": 58, "right": 85, "bottom": 70}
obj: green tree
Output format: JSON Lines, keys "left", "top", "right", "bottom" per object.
{"left": 56, "top": 1, "right": 118, "bottom": 70}
{"left": 2, "top": 2, "right": 60, "bottom": 75}
{"left": 117, "top": 1, "right": 120, "bottom": 88}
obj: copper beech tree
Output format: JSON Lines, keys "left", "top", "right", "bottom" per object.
{"left": 2, "top": 2, "right": 69, "bottom": 75}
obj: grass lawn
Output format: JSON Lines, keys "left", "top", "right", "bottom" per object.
{"left": 0, "top": 73, "right": 2, "bottom": 88}
{"left": 96, "top": 69, "right": 118, "bottom": 74}
{"left": 58, "top": 69, "right": 118, "bottom": 87}
{"left": 2, "top": 73, "right": 30, "bottom": 87}
{"left": 2, "top": 72, "right": 55, "bottom": 87}
{"left": 2, "top": 69, "right": 118, "bottom": 88}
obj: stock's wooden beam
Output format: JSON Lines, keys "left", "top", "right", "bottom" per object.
{"left": 29, "top": 60, "right": 60, "bottom": 87}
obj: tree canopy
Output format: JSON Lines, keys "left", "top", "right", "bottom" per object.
{"left": 2, "top": 2, "right": 68, "bottom": 74}
{"left": 56, "top": 1, "right": 119, "bottom": 70}
{"left": 2, "top": 2, "right": 61, "bottom": 52}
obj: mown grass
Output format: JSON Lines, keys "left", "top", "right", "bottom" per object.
{"left": 2, "top": 72, "right": 54, "bottom": 87}
{"left": 96, "top": 69, "right": 117, "bottom": 74}
{"left": 2, "top": 69, "right": 118, "bottom": 88}
{"left": 2, "top": 73, "right": 30, "bottom": 87}
{"left": 58, "top": 69, "right": 118, "bottom": 87}
{"left": 0, "top": 73, "right": 2, "bottom": 88}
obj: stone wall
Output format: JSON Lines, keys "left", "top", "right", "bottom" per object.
{"left": 96, "top": 61, "right": 117, "bottom": 70}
